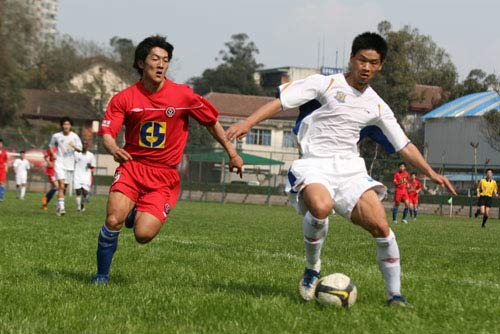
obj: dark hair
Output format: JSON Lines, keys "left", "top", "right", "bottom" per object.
{"left": 486, "top": 168, "right": 493, "bottom": 173}
{"left": 20, "top": 150, "right": 25, "bottom": 154}
{"left": 60, "top": 116, "right": 73, "bottom": 126}
{"left": 398, "top": 162, "right": 406, "bottom": 167}
{"left": 351, "top": 32, "right": 388, "bottom": 62}
{"left": 133, "top": 35, "right": 174, "bottom": 76}
{"left": 0, "top": 139, "right": 3, "bottom": 143}
{"left": 411, "top": 172, "right": 417, "bottom": 176}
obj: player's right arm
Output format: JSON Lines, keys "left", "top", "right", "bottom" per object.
{"left": 99, "top": 94, "right": 132, "bottom": 163}
{"left": 226, "top": 74, "right": 331, "bottom": 140}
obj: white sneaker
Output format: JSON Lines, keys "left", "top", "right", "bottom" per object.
{"left": 393, "top": 220, "right": 397, "bottom": 224}
{"left": 56, "top": 208, "right": 66, "bottom": 216}
{"left": 299, "top": 268, "right": 320, "bottom": 301}
{"left": 402, "top": 219, "right": 408, "bottom": 224}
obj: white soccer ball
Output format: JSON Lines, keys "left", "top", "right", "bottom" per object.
{"left": 314, "top": 273, "right": 357, "bottom": 308}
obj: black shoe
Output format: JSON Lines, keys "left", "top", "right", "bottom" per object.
{"left": 125, "top": 206, "right": 137, "bottom": 229}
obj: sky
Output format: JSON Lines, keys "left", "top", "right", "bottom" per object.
{"left": 58, "top": 0, "right": 500, "bottom": 84}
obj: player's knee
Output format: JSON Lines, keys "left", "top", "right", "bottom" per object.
{"left": 134, "top": 231, "right": 155, "bottom": 244}
{"left": 370, "top": 222, "right": 390, "bottom": 238}
{"left": 307, "top": 200, "right": 332, "bottom": 219}
{"left": 105, "top": 214, "right": 123, "bottom": 230}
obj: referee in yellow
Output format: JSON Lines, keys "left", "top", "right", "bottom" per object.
{"left": 474, "top": 169, "right": 499, "bottom": 228}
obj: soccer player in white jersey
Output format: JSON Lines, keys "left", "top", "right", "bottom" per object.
{"left": 49, "top": 117, "right": 83, "bottom": 216}
{"left": 226, "top": 32, "right": 456, "bottom": 307}
{"left": 74, "top": 141, "right": 96, "bottom": 212}
{"left": 13, "top": 151, "right": 30, "bottom": 200}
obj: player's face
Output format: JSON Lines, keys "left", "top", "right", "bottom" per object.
{"left": 486, "top": 170, "right": 493, "bottom": 178}
{"left": 399, "top": 164, "right": 406, "bottom": 172}
{"left": 61, "top": 121, "right": 71, "bottom": 134}
{"left": 349, "top": 49, "right": 383, "bottom": 86}
{"left": 140, "top": 47, "right": 169, "bottom": 85}
{"left": 411, "top": 174, "right": 416, "bottom": 181}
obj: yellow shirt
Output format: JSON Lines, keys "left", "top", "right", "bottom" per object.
{"left": 477, "top": 178, "right": 498, "bottom": 197}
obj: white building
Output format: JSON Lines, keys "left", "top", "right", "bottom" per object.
{"left": 24, "top": 0, "right": 58, "bottom": 43}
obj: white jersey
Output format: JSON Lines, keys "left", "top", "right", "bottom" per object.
{"left": 279, "top": 73, "right": 410, "bottom": 158}
{"left": 13, "top": 158, "right": 30, "bottom": 178}
{"left": 74, "top": 151, "right": 96, "bottom": 186}
{"left": 49, "top": 131, "right": 82, "bottom": 171}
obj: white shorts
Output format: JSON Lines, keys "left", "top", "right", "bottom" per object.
{"left": 54, "top": 164, "right": 73, "bottom": 183}
{"left": 286, "top": 156, "right": 387, "bottom": 220}
{"left": 16, "top": 175, "right": 27, "bottom": 185}
{"left": 73, "top": 176, "right": 91, "bottom": 191}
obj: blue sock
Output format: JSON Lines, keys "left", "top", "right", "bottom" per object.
{"left": 414, "top": 208, "right": 418, "bottom": 218}
{"left": 0, "top": 185, "right": 4, "bottom": 200}
{"left": 96, "top": 225, "right": 120, "bottom": 277}
{"left": 402, "top": 208, "right": 408, "bottom": 220}
{"left": 392, "top": 208, "right": 398, "bottom": 221}
{"left": 46, "top": 187, "right": 56, "bottom": 203}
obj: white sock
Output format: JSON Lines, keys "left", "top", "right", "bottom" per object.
{"left": 76, "top": 196, "right": 82, "bottom": 210}
{"left": 375, "top": 229, "right": 401, "bottom": 299}
{"left": 303, "top": 211, "right": 329, "bottom": 272}
{"left": 20, "top": 186, "right": 26, "bottom": 199}
{"left": 58, "top": 198, "right": 65, "bottom": 210}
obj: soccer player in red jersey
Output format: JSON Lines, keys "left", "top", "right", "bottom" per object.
{"left": 407, "top": 172, "right": 422, "bottom": 220}
{"left": 41, "top": 147, "right": 57, "bottom": 210}
{"left": 0, "top": 139, "right": 7, "bottom": 201}
{"left": 392, "top": 162, "right": 410, "bottom": 224}
{"left": 92, "top": 36, "right": 244, "bottom": 284}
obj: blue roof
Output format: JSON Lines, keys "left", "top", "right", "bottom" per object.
{"left": 422, "top": 91, "right": 500, "bottom": 119}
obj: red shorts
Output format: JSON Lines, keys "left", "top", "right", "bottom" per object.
{"left": 110, "top": 160, "right": 181, "bottom": 223}
{"left": 408, "top": 193, "right": 418, "bottom": 205}
{"left": 394, "top": 190, "right": 409, "bottom": 204}
{"left": 0, "top": 168, "right": 5, "bottom": 183}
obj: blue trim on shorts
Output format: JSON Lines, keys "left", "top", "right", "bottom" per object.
{"left": 287, "top": 168, "right": 298, "bottom": 193}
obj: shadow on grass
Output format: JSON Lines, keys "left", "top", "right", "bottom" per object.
{"left": 36, "top": 268, "right": 127, "bottom": 285}
{"left": 211, "top": 281, "right": 299, "bottom": 302}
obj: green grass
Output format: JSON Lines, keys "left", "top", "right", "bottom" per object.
{"left": 0, "top": 191, "right": 499, "bottom": 334}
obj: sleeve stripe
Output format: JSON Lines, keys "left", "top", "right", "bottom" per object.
{"left": 325, "top": 78, "right": 335, "bottom": 93}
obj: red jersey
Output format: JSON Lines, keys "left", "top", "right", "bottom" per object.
{"left": 98, "top": 80, "right": 218, "bottom": 167}
{"left": 0, "top": 149, "right": 7, "bottom": 166}
{"left": 44, "top": 147, "right": 56, "bottom": 177}
{"left": 393, "top": 171, "right": 409, "bottom": 193}
{"left": 408, "top": 179, "right": 422, "bottom": 196}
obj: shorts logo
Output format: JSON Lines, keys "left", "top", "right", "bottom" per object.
{"left": 164, "top": 203, "right": 171, "bottom": 216}
{"left": 102, "top": 120, "right": 111, "bottom": 127}
{"left": 165, "top": 107, "right": 176, "bottom": 118}
{"left": 112, "top": 171, "right": 121, "bottom": 184}
{"left": 139, "top": 121, "right": 166, "bottom": 148}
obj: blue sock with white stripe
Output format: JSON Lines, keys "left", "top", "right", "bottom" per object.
{"left": 402, "top": 208, "right": 408, "bottom": 220}
{"left": 96, "top": 225, "right": 120, "bottom": 277}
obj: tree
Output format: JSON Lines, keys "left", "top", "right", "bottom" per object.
{"left": 110, "top": 36, "right": 137, "bottom": 82}
{"left": 451, "top": 69, "right": 500, "bottom": 98}
{"left": 189, "top": 33, "right": 264, "bottom": 96}
{"left": 371, "top": 21, "right": 458, "bottom": 118}
{"left": 483, "top": 109, "right": 500, "bottom": 152}
{"left": 0, "top": 0, "right": 35, "bottom": 126}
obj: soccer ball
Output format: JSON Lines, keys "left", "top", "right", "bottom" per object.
{"left": 314, "top": 273, "right": 357, "bottom": 308}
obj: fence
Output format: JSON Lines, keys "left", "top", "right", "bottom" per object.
{"left": 1, "top": 130, "right": 499, "bottom": 218}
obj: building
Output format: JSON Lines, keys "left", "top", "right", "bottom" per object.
{"left": 402, "top": 85, "right": 444, "bottom": 133}
{"left": 423, "top": 91, "right": 500, "bottom": 167}
{"left": 204, "top": 92, "right": 300, "bottom": 184}
{"left": 69, "top": 57, "right": 134, "bottom": 114}
{"left": 24, "top": 0, "right": 58, "bottom": 44}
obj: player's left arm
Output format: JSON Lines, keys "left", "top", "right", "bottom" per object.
{"left": 398, "top": 144, "right": 456, "bottom": 196}
{"left": 206, "top": 121, "right": 244, "bottom": 178}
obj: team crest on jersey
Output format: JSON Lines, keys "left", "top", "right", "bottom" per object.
{"left": 139, "top": 121, "right": 167, "bottom": 148}
{"left": 335, "top": 91, "right": 346, "bottom": 103}
{"left": 165, "top": 107, "right": 176, "bottom": 118}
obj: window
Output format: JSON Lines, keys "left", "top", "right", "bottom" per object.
{"left": 246, "top": 129, "right": 271, "bottom": 146}
{"left": 282, "top": 131, "right": 297, "bottom": 148}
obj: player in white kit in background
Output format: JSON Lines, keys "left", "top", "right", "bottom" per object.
{"left": 49, "top": 117, "right": 83, "bottom": 216}
{"left": 13, "top": 151, "right": 31, "bottom": 200}
{"left": 74, "top": 141, "right": 96, "bottom": 212}
{"left": 226, "top": 32, "right": 456, "bottom": 307}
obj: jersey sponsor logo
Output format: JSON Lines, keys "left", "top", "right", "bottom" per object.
{"left": 165, "top": 107, "right": 176, "bottom": 118}
{"left": 102, "top": 120, "right": 111, "bottom": 127}
{"left": 335, "top": 91, "right": 346, "bottom": 103}
{"left": 139, "top": 121, "right": 166, "bottom": 148}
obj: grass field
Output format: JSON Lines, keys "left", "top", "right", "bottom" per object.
{"left": 1, "top": 191, "right": 499, "bottom": 334}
